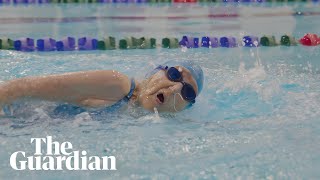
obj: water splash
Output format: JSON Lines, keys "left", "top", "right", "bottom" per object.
{"left": 153, "top": 107, "right": 160, "bottom": 120}
{"left": 216, "top": 48, "right": 281, "bottom": 102}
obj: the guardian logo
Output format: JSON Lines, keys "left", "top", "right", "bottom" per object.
{"left": 10, "top": 136, "right": 116, "bottom": 171}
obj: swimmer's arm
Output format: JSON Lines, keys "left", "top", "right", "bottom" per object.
{"left": 0, "top": 70, "right": 131, "bottom": 107}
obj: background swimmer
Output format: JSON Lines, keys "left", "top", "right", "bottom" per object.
{"left": 0, "top": 60, "right": 203, "bottom": 116}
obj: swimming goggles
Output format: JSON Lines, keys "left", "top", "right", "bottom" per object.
{"left": 156, "top": 65, "right": 197, "bottom": 104}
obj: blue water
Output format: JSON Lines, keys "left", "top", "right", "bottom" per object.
{"left": 1, "top": 3, "right": 320, "bottom": 179}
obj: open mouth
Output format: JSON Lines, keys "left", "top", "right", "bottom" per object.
{"left": 156, "top": 93, "right": 165, "bottom": 104}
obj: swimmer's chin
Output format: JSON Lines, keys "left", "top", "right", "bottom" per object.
{"left": 140, "top": 102, "right": 178, "bottom": 113}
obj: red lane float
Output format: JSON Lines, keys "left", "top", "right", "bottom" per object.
{"left": 299, "top": 33, "right": 320, "bottom": 46}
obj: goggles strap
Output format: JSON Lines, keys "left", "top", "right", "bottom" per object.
{"left": 173, "top": 93, "right": 184, "bottom": 112}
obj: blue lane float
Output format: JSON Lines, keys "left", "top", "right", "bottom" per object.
{"left": 56, "top": 37, "right": 76, "bottom": 51}
{"left": 179, "top": 36, "right": 200, "bottom": 48}
{"left": 37, "top": 38, "right": 56, "bottom": 51}
{"left": 242, "top": 36, "right": 259, "bottom": 47}
{"left": 193, "top": 37, "right": 199, "bottom": 48}
{"left": 97, "top": 0, "right": 111, "bottom": 2}
{"left": 13, "top": 0, "right": 37, "bottom": 3}
{"left": 14, "top": 38, "right": 35, "bottom": 51}
{"left": 78, "top": 37, "right": 98, "bottom": 50}
{"left": 201, "top": 36, "right": 219, "bottom": 48}
{"left": 220, "top": 36, "right": 237, "bottom": 48}
{"left": 38, "top": 0, "right": 49, "bottom": 2}
{"left": 209, "top": 37, "right": 219, "bottom": 48}
{"left": 201, "top": 37, "right": 210, "bottom": 48}
{"left": 179, "top": 36, "right": 188, "bottom": 47}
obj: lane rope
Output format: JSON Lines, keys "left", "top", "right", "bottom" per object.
{"left": 0, "top": 34, "right": 319, "bottom": 51}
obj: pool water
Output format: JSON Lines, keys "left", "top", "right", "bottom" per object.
{"left": 1, "top": 3, "right": 320, "bottom": 179}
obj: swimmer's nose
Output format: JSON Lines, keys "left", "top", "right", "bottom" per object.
{"left": 168, "top": 82, "right": 183, "bottom": 94}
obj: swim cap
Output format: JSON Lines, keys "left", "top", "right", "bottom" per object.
{"left": 146, "top": 60, "right": 204, "bottom": 94}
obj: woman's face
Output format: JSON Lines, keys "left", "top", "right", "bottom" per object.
{"left": 138, "top": 66, "right": 198, "bottom": 112}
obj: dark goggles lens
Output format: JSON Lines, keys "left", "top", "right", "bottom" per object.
{"left": 166, "top": 67, "right": 196, "bottom": 103}
{"left": 167, "top": 67, "right": 182, "bottom": 82}
{"left": 181, "top": 82, "right": 196, "bottom": 102}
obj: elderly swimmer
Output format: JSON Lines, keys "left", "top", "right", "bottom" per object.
{"left": 0, "top": 60, "right": 204, "bottom": 117}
